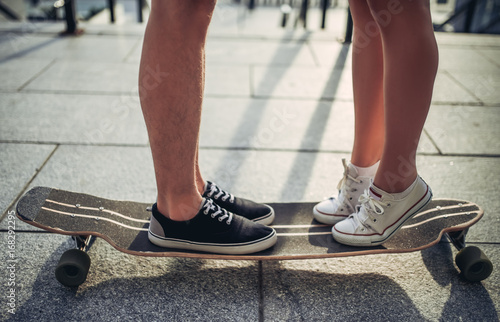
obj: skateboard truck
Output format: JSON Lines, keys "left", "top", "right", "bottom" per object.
{"left": 73, "top": 235, "right": 94, "bottom": 252}
{"left": 446, "top": 229, "right": 493, "bottom": 282}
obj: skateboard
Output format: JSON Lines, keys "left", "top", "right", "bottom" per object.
{"left": 16, "top": 186, "right": 493, "bottom": 287}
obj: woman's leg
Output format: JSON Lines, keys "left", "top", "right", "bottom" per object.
{"left": 349, "top": 0, "right": 385, "bottom": 168}
{"left": 368, "top": 0, "right": 439, "bottom": 193}
{"left": 332, "top": 0, "right": 437, "bottom": 246}
{"left": 312, "top": 1, "right": 384, "bottom": 225}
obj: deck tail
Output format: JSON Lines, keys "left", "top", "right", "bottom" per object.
{"left": 16, "top": 186, "right": 52, "bottom": 222}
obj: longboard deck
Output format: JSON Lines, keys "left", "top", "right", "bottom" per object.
{"left": 16, "top": 186, "right": 483, "bottom": 260}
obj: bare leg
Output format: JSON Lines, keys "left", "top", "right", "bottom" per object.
{"left": 349, "top": 1, "right": 385, "bottom": 168}
{"left": 366, "top": 0, "right": 438, "bottom": 193}
{"left": 312, "top": 2, "right": 384, "bottom": 225}
{"left": 331, "top": 0, "right": 437, "bottom": 246}
{"left": 139, "top": 0, "right": 216, "bottom": 220}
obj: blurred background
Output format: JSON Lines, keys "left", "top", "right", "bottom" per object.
{"left": 0, "top": 0, "right": 499, "bottom": 34}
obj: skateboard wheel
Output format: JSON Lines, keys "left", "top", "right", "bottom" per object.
{"left": 455, "top": 246, "right": 493, "bottom": 282}
{"left": 55, "top": 249, "right": 91, "bottom": 287}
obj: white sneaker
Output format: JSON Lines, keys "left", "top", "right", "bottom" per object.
{"left": 313, "top": 159, "right": 374, "bottom": 225}
{"left": 332, "top": 176, "right": 432, "bottom": 247}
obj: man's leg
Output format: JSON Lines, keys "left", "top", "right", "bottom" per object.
{"left": 139, "top": 1, "right": 277, "bottom": 254}
{"left": 139, "top": 1, "right": 215, "bottom": 221}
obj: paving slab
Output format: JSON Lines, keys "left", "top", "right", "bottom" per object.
{"left": 0, "top": 232, "right": 260, "bottom": 321}
{"left": 446, "top": 71, "right": 500, "bottom": 106}
{"left": 0, "top": 143, "right": 55, "bottom": 218}
{"left": 425, "top": 105, "right": 500, "bottom": 155}
{"left": 431, "top": 72, "right": 481, "bottom": 105}
{"left": 27, "top": 145, "right": 156, "bottom": 203}
{"left": 0, "top": 33, "right": 61, "bottom": 61}
{"left": 0, "top": 33, "right": 140, "bottom": 63}
{"left": 438, "top": 46, "right": 500, "bottom": 72}
{"left": 0, "top": 92, "right": 147, "bottom": 145}
{"left": 200, "top": 97, "right": 353, "bottom": 152}
{"left": 25, "top": 34, "right": 140, "bottom": 63}
{"left": 435, "top": 32, "right": 500, "bottom": 47}
{"left": 251, "top": 64, "right": 483, "bottom": 105}
{"left": 252, "top": 64, "right": 353, "bottom": 100}
{"left": 23, "top": 60, "right": 139, "bottom": 94}
{"left": 0, "top": 21, "right": 66, "bottom": 35}
{"left": 205, "top": 65, "right": 251, "bottom": 97}
{"left": 206, "top": 38, "right": 317, "bottom": 67}
{"left": 309, "top": 40, "right": 352, "bottom": 68}
{"left": 477, "top": 48, "right": 500, "bottom": 68}
{"left": 129, "top": 38, "right": 317, "bottom": 67}
{"left": 0, "top": 57, "right": 53, "bottom": 91}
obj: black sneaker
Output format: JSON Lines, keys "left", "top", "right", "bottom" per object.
{"left": 203, "top": 181, "right": 275, "bottom": 226}
{"left": 148, "top": 198, "right": 277, "bottom": 255}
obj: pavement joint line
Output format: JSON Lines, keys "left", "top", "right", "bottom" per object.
{"left": 2, "top": 142, "right": 500, "bottom": 158}
{"left": 423, "top": 128, "right": 443, "bottom": 155}
{"left": 442, "top": 69, "right": 484, "bottom": 104}
{"left": 0, "top": 140, "right": 149, "bottom": 148}
{"left": 18, "top": 88, "right": 141, "bottom": 96}
{"left": 306, "top": 40, "right": 322, "bottom": 67}
{"left": 258, "top": 260, "right": 264, "bottom": 322}
{"left": 16, "top": 58, "right": 57, "bottom": 92}
{"left": 249, "top": 64, "right": 255, "bottom": 97}
{"left": 3, "top": 88, "right": 499, "bottom": 106}
{"left": 0, "top": 144, "right": 59, "bottom": 222}
{"left": 474, "top": 46, "right": 500, "bottom": 68}
{"left": 2, "top": 88, "right": 498, "bottom": 106}
{"left": 122, "top": 36, "right": 143, "bottom": 63}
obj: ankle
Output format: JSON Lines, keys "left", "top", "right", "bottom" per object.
{"left": 157, "top": 194, "right": 203, "bottom": 221}
{"left": 373, "top": 172, "right": 418, "bottom": 195}
{"left": 196, "top": 179, "right": 206, "bottom": 196}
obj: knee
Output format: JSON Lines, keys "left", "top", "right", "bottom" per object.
{"left": 366, "top": 0, "right": 430, "bottom": 29}
{"left": 151, "top": 0, "right": 217, "bottom": 32}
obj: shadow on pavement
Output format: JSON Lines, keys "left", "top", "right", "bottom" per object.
{"left": 421, "top": 241, "right": 498, "bottom": 321}
{"left": 262, "top": 262, "right": 426, "bottom": 320}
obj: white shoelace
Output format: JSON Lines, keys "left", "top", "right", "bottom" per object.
{"left": 352, "top": 190, "right": 390, "bottom": 230}
{"left": 202, "top": 199, "right": 233, "bottom": 225}
{"left": 206, "top": 182, "right": 235, "bottom": 203}
{"left": 333, "top": 159, "right": 363, "bottom": 208}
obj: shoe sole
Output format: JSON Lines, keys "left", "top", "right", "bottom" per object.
{"left": 332, "top": 188, "right": 433, "bottom": 247}
{"left": 148, "top": 229, "right": 277, "bottom": 255}
{"left": 312, "top": 206, "right": 348, "bottom": 225}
